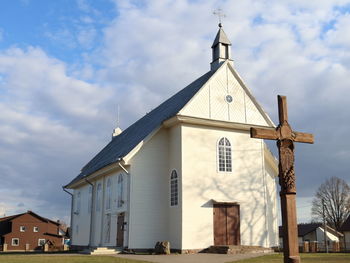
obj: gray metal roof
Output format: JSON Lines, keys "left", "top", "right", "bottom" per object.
{"left": 65, "top": 70, "right": 214, "bottom": 187}
{"left": 211, "top": 27, "right": 231, "bottom": 48}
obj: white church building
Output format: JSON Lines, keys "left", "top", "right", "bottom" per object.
{"left": 64, "top": 24, "right": 279, "bottom": 252}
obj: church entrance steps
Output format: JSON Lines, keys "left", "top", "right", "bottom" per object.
{"left": 80, "top": 247, "right": 122, "bottom": 255}
{"left": 202, "top": 245, "right": 273, "bottom": 254}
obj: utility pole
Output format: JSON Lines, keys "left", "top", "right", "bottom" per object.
{"left": 322, "top": 200, "right": 328, "bottom": 253}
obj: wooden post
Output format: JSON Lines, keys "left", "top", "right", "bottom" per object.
{"left": 250, "top": 95, "right": 314, "bottom": 263}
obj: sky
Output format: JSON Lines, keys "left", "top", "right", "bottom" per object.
{"left": 0, "top": 0, "right": 350, "bottom": 224}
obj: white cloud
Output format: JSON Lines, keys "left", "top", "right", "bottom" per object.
{"left": 2, "top": 0, "right": 350, "bottom": 223}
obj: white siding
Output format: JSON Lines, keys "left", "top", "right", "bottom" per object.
{"left": 181, "top": 124, "right": 277, "bottom": 249}
{"left": 71, "top": 185, "right": 91, "bottom": 246}
{"left": 264, "top": 156, "right": 279, "bottom": 247}
{"left": 128, "top": 129, "right": 170, "bottom": 249}
{"left": 71, "top": 168, "right": 129, "bottom": 247}
{"left": 168, "top": 125, "right": 182, "bottom": 249}
{"left": 180, "top": 64, "right": 269, "bottom": 126}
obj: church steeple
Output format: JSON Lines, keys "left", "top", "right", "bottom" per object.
{"left": 210, "top": 23, "right": 233, "bottom": 71}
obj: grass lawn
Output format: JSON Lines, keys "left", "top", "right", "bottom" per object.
{"left": 231, "top": 253, "right": 350, "bottom": 263}
{"left": 0, "top": 254, "right": 151, "bottom": 263}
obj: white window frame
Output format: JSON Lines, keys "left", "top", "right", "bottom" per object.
{"left": 12, "top": 238, "right": 19, "bottom": 246}
{"left": 217, "top": 137, "right": 232, "bottom": 172}
{"left": 96, "top": 183, "right": 102, "bottom": 212}
{"left": 33, "top": 226, "right": 39, "bottom": 232}
{"left": 170, "top": 170, "right": 179, "bottom": 207}
{"left": 106, "top": 178, "right": 112, "bottom": 210}
{"left": 19, "top": 226, "right": 26, "bottom": 232}
{"left": 38, "top": 239, "right": 46, "bottom": 246}
{"left": 117, "top": 174, "right": 124, "bottom": 208}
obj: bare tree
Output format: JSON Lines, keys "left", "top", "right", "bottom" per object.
{"left": 311, "top": 177, "right": 350, "bottom": 231}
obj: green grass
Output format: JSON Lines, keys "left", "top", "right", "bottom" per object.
{"left": 0, "top": 255, "right": 151, "bottom": 263}
{"left": 230, "top": 253, "right": 350, "bottom": 263}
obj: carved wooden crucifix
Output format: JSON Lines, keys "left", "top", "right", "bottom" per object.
{"left": 251, "top": 95, "right": 314, "bottom": 263}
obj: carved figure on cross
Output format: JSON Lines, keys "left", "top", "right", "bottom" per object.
{"left": 250, "top": 95, "right": 314, "bottom": 263}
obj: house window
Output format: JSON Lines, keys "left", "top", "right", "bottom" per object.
{"left": 218, "top": 137, "right": 232, "bottom": 172}
{"left": 20, "top": 226, "right": 26, "bottom": 232}
{"left": 170, "top": 170, "right": 178, "bottom": 206}
{"left": 117, "top": 174, "right": 123, "bottom": 208}
{"left": 38, "top": 239, "right": 46, "bottom": 246}
{"left": 33, "top": 227, "right": 39, "bottom": 232}
{"left": 12, "top": 238, "right": 19, "bottom": 246}
{"left": 88, "top": 185, "right": 92, "bottom": 214}
{"left": 96, "top": 183, "right": 102, "bottom": 212}
{"left": 106, "top": 178, "right": 112, "bottom": 210}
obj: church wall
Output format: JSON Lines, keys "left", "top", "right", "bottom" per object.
{"left": 99, "top": 171, "right": 129, "bottom": 247}
{"left": 92, "top": 177, "right": 103, "bottom": 246}
{"left": 180, "top": 124, "right": 276, "bottom": 249}
{"left": 128, "top": 128, "right": 170, "bottom": 249}
{"left": 264, "top": 158, "right": 279, "bottom": 247}
{"left": 168, "top": 124, "right": 183, "bottom": 249}
{"left": 180, "top": 64, "right": 269, "bottom": 127}
{"left": 71, "top": 185, "right": 91, "bottom": 246}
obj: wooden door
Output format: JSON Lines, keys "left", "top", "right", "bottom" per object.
{"left": 116, "top": 213, "right": 124, "bottom": 247}
{"left": 213, "top": 203, "right": 240, "bottom": 246}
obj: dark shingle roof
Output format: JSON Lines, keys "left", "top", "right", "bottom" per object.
{"left": 340, "top": 216, "right": 350, "bottom": 231}
{"left": 65, "top": 70, "right": 214, "bottom": 187}
{"left": 279, "top": 223, "right": 322, "bottom": 237}
{"left": 279, "top": 223, "right": 343, "bottom": 238}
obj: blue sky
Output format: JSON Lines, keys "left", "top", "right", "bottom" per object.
{"left": 0, "top": 0, "right": 115, "bottom": 65}
{"left": 1, "top": 0, "right": 350, "bottom": 225}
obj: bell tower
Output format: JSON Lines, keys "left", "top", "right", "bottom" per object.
{"left": 210, "top": 23, "right": 233, "bottom": 71}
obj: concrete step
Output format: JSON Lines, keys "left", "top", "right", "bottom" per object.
{"left": 80, "top": 247, "right": 122, "bottom": 255}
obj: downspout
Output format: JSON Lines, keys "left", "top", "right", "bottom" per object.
{"left": 85, "top": 179, "right": 94, "bottom": 248}
{"left": 100, "top": 176, "right": 106, "bottom": 246}
{"left": 62, "top": 187, "right": 74, "bottom": 245}
{"left": 118, "top": 158, "right": 129, "bottom": 174}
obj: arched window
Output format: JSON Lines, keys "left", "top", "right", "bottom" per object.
{"left": 117, "top": 174, "right": 123, "bottom": 208}
{"left": 170, "top": 170, "right": 178, "bottom": 206}
{"left": 96, "top": 183, "right": 102, "bottom": 212}
{"left": 218, "top": 137, "right": 232, "bottom": 172}
{"left": 106, "top": 178, "right": 112, "bottom": 210}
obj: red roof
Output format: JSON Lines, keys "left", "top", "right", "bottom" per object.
{"left": 0, "top": 211, "right": 59, "bottom": 225}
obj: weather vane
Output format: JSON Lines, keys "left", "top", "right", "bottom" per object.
{"left": 213, "top": 8, "right": 226, "bottom": 26}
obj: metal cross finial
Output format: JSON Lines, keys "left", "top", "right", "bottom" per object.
{"left": 213, "top": 8, "right": 226, "bottom": 25}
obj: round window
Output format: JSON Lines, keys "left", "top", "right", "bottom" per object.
{"left": 225, "top": 95, "right": 233, "bottom": 103}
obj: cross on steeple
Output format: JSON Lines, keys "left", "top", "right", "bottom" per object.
{"left": 213, "top": 8, "right": 226, "bottom": 25}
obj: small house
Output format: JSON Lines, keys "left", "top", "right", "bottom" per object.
{"left": 0, "top": 211, "right": 63, "bottom": 251}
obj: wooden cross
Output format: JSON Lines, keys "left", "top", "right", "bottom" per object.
{"left": 213, "top": 8, "right": 226, "bottom": 25}
{"left": 250, "top": 95, "right": 314, "bottom": 263}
